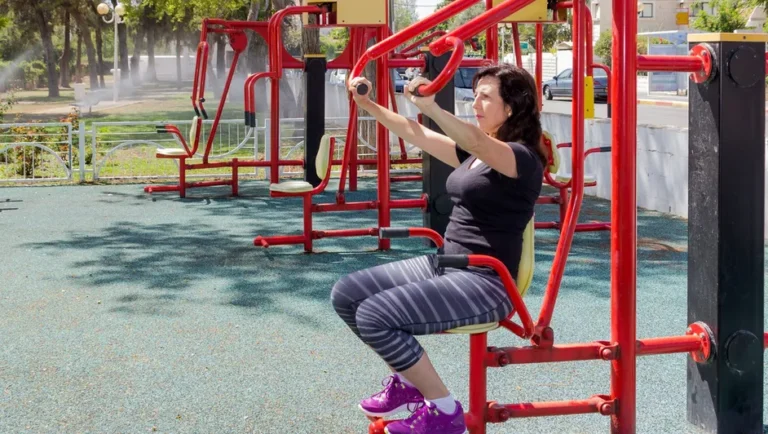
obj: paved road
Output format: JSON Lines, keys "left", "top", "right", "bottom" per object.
{"left": 542, "top": 99, "right": 689, "bottom": 128}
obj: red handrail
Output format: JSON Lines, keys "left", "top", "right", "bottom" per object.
{"left": 268, "top": 6, "right": 324, "bottom": 78}
{"left": 462, "top": 255, "right": 535, "bottom": 338}
{"left": 349, "top": 0, "right": 481, "bottom": 85}
{"left": 412, "top": 37, "right": 465, "bottom": 96}
{"left": 637, "top": 54, "right": 705, "bottom": 72}
{"left": 429, "top": 0, "right": 536, "bottom": 57}
{"left": 396, "top": 30, "right": 447, "bottom": 58}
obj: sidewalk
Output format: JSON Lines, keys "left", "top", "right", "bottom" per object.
{"left": 637, "top": 91, "right": 689, "bottom": 108}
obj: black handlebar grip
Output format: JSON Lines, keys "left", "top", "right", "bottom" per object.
{"left": 250, "top": 112, "right": 257, "bottom": 128}
{"left": 356, "top": 83, "right": 369, "bottom": 96}
{"left": 379, "top": 228, "right": 410, "bottom": 239}
{"left": 201, "top": 108, "right": 208, "bottom": 120}
{"left": 599, "top": 146, "right": 612, "bottom": 152}
{"left": 436, "top": 255, "right": 470, "bottom": 269}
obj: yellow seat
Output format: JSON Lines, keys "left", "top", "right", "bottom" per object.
{"left": 156, "top": 148, "right": 189, "bottom": 158}
{"left": 155, "top": 116, "right": 201, "bottom": 158}
{"left": 445, "top": 216, "right": 536, "bottom": 335}
{"left": 542, "top": 131, "right": 598, "bottom": 185}
{"left": 555, "top": 173, "right": 597, "bottom": 184}
{"left": 269, "top": 180, "right": 314, "bottom": 193}
{"left": 268, "top": 135, "right": 333, "bottom": 194}
{"left": 543, "top": 131, "right": 559, "bottom": 175}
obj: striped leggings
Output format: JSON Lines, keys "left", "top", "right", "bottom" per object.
{"left": 330, "top": 254, "right": 513, "bottom": 372}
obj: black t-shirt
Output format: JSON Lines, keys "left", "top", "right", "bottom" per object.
{"left": 443, "top": 142, "right": 543, "bottom": 279}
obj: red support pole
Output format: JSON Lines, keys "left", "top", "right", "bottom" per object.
{"left": 468, "top": 334, "right": 488, "bottom": 434}
{"left": 534, "top": 0, "right": 585, "bottom": 342}
{"left": 584, "top": 4, "right": 593, "bottom": 77}
{"left": 377, "top": 25, "right": 391, "bottom": 251}
{"left": 536, "top": 23, "right": 543, "bottom": 111}
{"left": 610, "top": 0, "right": 638, "bottom": 427}
{"left": 512, "top": 23, "right": 523, "bottom": 67}
{"left": 486, "top": 0, "right": 499, "bottom": 63}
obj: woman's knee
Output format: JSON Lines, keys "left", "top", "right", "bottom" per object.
{"left": 354, "top": 298, "right": 394, "bottom": 343}
{"left": 330, "top": 274, "right": 358, "bottom": 315}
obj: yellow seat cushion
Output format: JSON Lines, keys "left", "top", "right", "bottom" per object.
{"left": 445, "top": 322, "right": 500, "bottom": 335}
{"left": 156, "top": 148, "right": 189, "bottom": 158}
{"left": 555, "top": 173, "right": 597, "bottom": 184}
{"left": 445, "top": 218, "right": 535, "bottom": 335}
{"left": 315, "top": 135, "right": 332, "bottom": 177}
{"left": 189, "top": 115, "right": 200, "bottom": 145}
{"left": 269, "top": 180, "right": 314, "bottom": 193}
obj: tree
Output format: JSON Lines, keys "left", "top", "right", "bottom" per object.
{"left": 593, "top": 30, "right": 669, "bottom": 68}
{"left": 394, "top": 0, "right": 418, "bottom": 33}
{"left": 517, "top": 22, "right": 571, "bottom": 53}
{"left": 690, "top": 0, "right": 752, "bottom": 32}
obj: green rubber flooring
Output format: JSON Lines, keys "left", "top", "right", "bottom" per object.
{"left": 1, "top": 179, "right": 765, "bottom": 434}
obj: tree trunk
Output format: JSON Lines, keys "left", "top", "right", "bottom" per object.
{"left": 131, "top": 27, "right": 144, "bottom": 85}
{"left": 76, "top": 30, "right": 83, "bottom": 84}
{"left": 71, "top": 10, "right": 100, "bottom": 90}
{"left": 214, "top": 34, "right": 225, "bottom": 81}
{"left": 35, "top": 7, "right": 59, "bottom": 97}
{"left": 302, "top": 16, "right": 321, "bottom": 55}
{"left": 175, "top": 29, "right": 182, "bottom": 90}
{"left": 60, "top": 11, "right": 71, "bottom": 88}
{"left": 145, "top": 24, "right": 157, "bottom": 82}
{"left": 95, "top": 23, "right": 105, "bottom": 87}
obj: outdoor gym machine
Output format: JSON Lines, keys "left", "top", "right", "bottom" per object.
{"left": 144, "top": 16, "right": 312, "bottom": 197}
{"left": 252, "top": 0, "right": 503, "bottom": 252}
{"left": 365, "top": 0, "right": 768, "bottom": 431}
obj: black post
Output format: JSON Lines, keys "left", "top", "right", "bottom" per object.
{"left": 421, "top": 48, "right": 456, "bottom": 238}
{"left": 687, "top": 33, "right": 765, "bottom": 434}
{"left": 304, "top": 55, "right": 327, "bottom": 187}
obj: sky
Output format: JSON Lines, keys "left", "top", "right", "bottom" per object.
{"left": 415, "top": 0, "right": 441, "bottom": 19}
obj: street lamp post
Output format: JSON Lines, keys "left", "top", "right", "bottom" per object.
{"left": 97, "top": 2, "right": 126, "bottom": 103}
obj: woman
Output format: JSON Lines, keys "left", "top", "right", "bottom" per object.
{"left": 331, "top": 63, "right": 547, "bottom": 434}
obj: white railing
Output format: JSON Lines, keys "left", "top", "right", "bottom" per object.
{"left": 0, "top": 122, "right": 74, "bottom": 182}
{"left": 0, "top": 113, "right": 476, "bottom": 184}
{"left": 89, "top": 119, "right": 264, "bottom": 180}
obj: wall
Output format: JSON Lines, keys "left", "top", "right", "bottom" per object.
{"left": 307, "top": 80, "right": 768, "bottom": 238}
{"left": 539, "top": 112, "right": 768, "bottom": 239}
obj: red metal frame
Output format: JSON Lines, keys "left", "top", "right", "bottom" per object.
{"left": 358, "top": 1, "right": 767, "bottom": 433}
{"left": 536, "top": 140, "right": 611, "bottom": 232}
{"left": 144, "top": 14, "right": 318, "bottom": 198}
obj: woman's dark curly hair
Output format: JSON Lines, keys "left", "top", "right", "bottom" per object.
{"left": 472, "top": 63, "right": 547, "bottom": 167}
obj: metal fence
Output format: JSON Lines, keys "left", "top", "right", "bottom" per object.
{"left": 0, "top": 122, "right": 74, "bottom": 182}
{"left": 0, "top": 114, "right": 472, "bottom": 185}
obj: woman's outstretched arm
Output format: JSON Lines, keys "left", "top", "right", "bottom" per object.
{"left": 349, "top": 77, "right": 461, "bottom": 168}
{"left": 405, "top": 77, "right": 520, "bottom": 179}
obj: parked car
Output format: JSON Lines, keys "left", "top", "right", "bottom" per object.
{"left": 454, "top": 67, "right": 478, "bottom": 102}
{"left": 542, "top": 68, "right": 608, "bottom": 101}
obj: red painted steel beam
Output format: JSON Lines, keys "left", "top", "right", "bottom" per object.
{"left": 610, "top": 0, "right": 638, "bottom": 427}
{"left": 637, "top": 54, "right": 705, "bottom": 72}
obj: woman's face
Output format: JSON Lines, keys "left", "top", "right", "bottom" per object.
{"left": 472, "top": 76, "right": 511, "bottom": 136}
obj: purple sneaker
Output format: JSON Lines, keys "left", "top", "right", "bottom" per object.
{"left": 384, "top": 400, "right": 466, "bottom": 434}
{"left": 359, "top": 375, "right": 425, "bottom": 417}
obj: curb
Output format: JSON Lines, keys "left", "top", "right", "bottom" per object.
{"left": 637, "top": 99, "right": 688, "bottom": 108}
{"left": 637, "top": 98, "right": 768, "bottom": 112}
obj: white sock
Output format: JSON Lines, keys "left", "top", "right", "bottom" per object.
{"left": 395, "top": 373, "right": 415, "bottom": 387}
{"left": 426, "top": 394, "right": 457, "bottom": 414}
